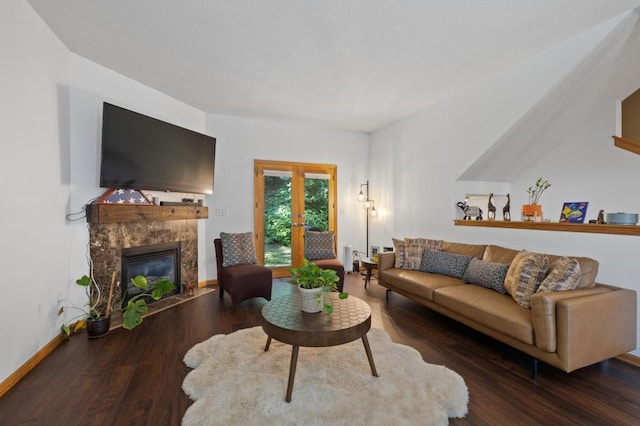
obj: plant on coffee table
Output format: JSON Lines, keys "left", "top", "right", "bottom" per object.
{"left": 288, "top": 258, "right": 348, "bottom": 313}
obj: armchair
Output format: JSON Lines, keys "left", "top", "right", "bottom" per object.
{"left": 214, "top": 235, "right": 272, "bottom": 307}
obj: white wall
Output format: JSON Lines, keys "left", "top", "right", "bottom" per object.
{"left": 369, "top": 15, "right": 640, "bottom": 355}
{"left": 203, "top": 114, "right": 369, "bottom": 278}
{"left": 0, "top": 0, "right": 71, "bottom": 384}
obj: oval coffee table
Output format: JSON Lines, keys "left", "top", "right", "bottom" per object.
{"left": 261, "top": 293, "right": 378, "bottom": 402}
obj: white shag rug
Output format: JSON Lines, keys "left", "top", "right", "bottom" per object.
{"left": 182, "top": 326, "right": 468, "bottom": 425}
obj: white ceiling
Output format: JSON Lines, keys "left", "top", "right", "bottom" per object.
{"left": 27, "top": 0, "right": 640, "bottom": 133}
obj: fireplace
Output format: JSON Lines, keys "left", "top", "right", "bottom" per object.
{"left": 121, "top": 242, "right": 181, "bottom": 306}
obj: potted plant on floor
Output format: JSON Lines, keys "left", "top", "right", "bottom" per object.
{"left": 288, "top": 259, "right": 348, "bottom": 313}
{"left": 523, "top": 177, "right": 551, "bottom": 221}
{"left": 59, "top": 273, "right": 175, "bottom": 337}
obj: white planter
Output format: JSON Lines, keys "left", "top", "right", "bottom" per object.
{"left": 299, "top": 286, "right": 323, "bottom": 313}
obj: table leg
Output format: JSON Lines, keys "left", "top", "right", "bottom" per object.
{"left": 264, "top": 336, "right": 271, "bottom": 351}
{"left": 361, "top": 334, "right": 378, "bottom": 377}
{"left": 364, "top": 267, "right": 371, "bottom": 289}
{"left": 285, "top": 345, "right": 300, "bottom": 403}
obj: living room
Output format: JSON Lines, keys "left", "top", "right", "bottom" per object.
{"left": 2, "top": 0, "right": 640, "bottom": 422}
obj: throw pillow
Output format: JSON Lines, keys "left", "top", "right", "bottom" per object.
{"left": 462, "top": 258, "right": 510, "bottom": 294}
{"left": 504, "top": 251, "right": 549, "bottom": 308}
{"left": 304, "top": 231, "right": 336, "bottom": 260}
{"left": 392, "top": 238, "right": 405, "bottom": 268}
{"left": 220, "top": 232, "right": 258, "bottom": 267}
{"left": 403, "top": 238, "right": 443, "bottom": 270}
{"left": 420, "top": 248, "right": 473, "bottom": 279}
{"left": 537, "top": 257, "right": 581, "bottom": 293}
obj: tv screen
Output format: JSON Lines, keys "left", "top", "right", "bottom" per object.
{"left": 100, "top": 102, "right": 216, "bottom": 194}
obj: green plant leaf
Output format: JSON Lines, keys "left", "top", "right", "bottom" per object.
{"left": 150, "top": 279, "right": 175, "bottom": 300}
{"left": 338, "top": 292, "right": 349, "bottom": 299}
{"left": 323, "top": 304, "right": 334, "bottom": 314}
{"left": 75, "top": 275, "right": 91, "bottom": 287}
{"left": 61, "top": 324, "right": 71, "bottom": 337}
{"left": 122, "top": 299, "right": 148, "bottom": 330}
{"left": 130, "top": 275, "right": 149, "bottom": 290}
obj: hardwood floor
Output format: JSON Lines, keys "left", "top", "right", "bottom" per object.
{"left": 1, "top": 273, "right": 639, "bottom": 425}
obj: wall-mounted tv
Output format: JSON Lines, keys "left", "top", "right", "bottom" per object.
{"left": 100, "top": 102, "right": 216, "bottom": 194}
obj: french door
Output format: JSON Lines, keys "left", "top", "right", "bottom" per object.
{"left": 254, "top": 160, "right": 337, "bottom": 277}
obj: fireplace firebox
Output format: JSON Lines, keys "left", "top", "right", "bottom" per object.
{"left": 121, "top": 242, "right": 181, "bottom": 306}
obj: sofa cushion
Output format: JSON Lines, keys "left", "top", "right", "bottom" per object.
{"left": 485, "top": 245, "right": 598, "bottom": 289}
{"left": 434, "top": 285, "right": 534, "bottom": 345}
{"left": 304, "top": 231, "right": 336, "bottom": 260}
{"left": 482, "top": 245, "right": 520, "bottom": 264}
{"left": 402, "top": 238, "right": 443, "bottom": 270}
{"left": 537, "top": 257, "right": 581, "bottom": 293}
{"left": 546, "top": 254, "right": 597, "bottom": 289}
{"left": 380, "top": 269, "right": 462, "bottom": 302}
{"left": 392, "top": 238, "right": 405, "bottom": 268}
{"left": 420, "top": 248, "right": 473, "bottom": 279}
{"left": 504, "top": 251, "right": 549, "bottom": 308}
{"left": 462, "top": 258, "right": 509, "bottom": 294}
{"left": 220, "top": 232, "right": 258, "bottom": 267}
{"left": 441, "top": 241, "right": 487, "bottom": 259}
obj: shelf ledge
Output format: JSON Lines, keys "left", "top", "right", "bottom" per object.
{"left": 453, "top": 219, "right": 640, "bottom": 236}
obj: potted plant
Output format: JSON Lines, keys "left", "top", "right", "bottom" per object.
{"left": 523, "top": 177, "right": 551, "bottom": 221}
{"left": 59, "top": 274, "right": 175, "bottom": 338}
{"left": 288, "top": 259, "right": 348, "bottom": 313}
{"left": 58, "top": 274, "right": 113, "bottom": 339}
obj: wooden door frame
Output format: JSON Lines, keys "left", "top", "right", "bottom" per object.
{"left": 254, "top": 159, "right": 337, "bottom": 278}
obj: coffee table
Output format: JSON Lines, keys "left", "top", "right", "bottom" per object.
{"left": 261, "top": 293, "right": 378, "bottom": 402}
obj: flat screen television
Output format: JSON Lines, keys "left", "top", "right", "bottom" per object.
{"left": 100, "top": 102, "right": 216, "bottom": 194}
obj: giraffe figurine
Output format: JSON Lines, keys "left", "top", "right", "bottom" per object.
{"left": 487, "top": 193, "right": 497, "bottom": 220}
{"left": 503, "top": 193, "right": 511, "bottom": 221}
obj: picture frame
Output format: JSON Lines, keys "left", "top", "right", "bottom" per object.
{"left": 370, "top": 246, "right": 380, "bottom": 258}
{"left": 559, "top": 202, "right": 589, "bottom": 223}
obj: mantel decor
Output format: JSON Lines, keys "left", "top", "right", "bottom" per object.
{"left": 453, "top": 219, "right": 640, "bottom": 236}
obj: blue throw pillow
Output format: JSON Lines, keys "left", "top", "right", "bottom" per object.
{"left": 420, "top": 249, "right": 473, "bottom": 279}
{"left": 462, "top": 257, "right": 509, "bottom": 294}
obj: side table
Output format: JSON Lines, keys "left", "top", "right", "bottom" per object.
{"left": 361, "top": 257, "right": 378, "bottom": 289}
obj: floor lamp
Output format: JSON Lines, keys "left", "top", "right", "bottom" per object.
{"left": 357, "top": 180, "right": 377, "bottom": 257}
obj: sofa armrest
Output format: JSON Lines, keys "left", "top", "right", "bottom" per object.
{"left": 531, "top": 287, "right": 609, "bottom": 352}
{"left": 532, "top": 288, "right": 637, "bottom": 371}
{"left": 556, "top": 289, "right": 636, "bottom": 371}
{"left": 378, "top": 252, "right": 395, "bottom": 272}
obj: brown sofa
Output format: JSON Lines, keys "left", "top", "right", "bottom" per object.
{"left": 378, "top": 241, "right": 637, "bottom": 375}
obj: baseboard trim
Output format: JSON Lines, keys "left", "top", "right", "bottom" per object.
{"left": 0, "top": 333, "right": 67, "bottom": 398}
{"left": 200, "top": 279, "right": 217, "bottom": 287}
{"left": 616, "top": 352, "right": 640, "bottom": 368}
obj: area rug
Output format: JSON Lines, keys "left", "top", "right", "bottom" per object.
{"left": 182, "top": 326, "right": 468, "bottom": 425}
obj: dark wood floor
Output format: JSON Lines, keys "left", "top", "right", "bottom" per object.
{"left": 1, "top": 273, "right": 639, "bottom": 425}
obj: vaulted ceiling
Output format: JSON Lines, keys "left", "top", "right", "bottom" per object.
{"left": 27, "top": 0, "right": 640, "bottom": 133}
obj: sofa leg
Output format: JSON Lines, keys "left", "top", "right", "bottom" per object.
{"left": 219, "top": 287, "right": 224, "bottom": 299}
{"left": 385, "top": 289, "right": 391, "bottom": 302}
{"left": 532, "top": 358, "right": 538, "bottom": 380}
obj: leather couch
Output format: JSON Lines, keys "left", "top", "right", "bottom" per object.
{"left": 378, "top": 241, "right": 637, "bottom": 374}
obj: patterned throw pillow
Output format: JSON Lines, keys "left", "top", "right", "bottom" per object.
{"left": 420, "top": 248, "right": 473, "bottom": 279}
{"left": 537, "top": 257, "right": 581, "bottom": 293}
{"left": 304, "top": 231, "right": 336, "bottom": 260}
{"left": 504, "top": 251, "right": 549, "bottom": 308}
{"left": 462, "top": 258, "right": 509, "bottom": 294}
{"left": 392, "top": 238, "right": 405, "bottom": 268}
{"left": 220, "top": 232, "right": 258, "bottom": 267}
{"left": 402, "top": 238, "right": 443, "bottom": 270}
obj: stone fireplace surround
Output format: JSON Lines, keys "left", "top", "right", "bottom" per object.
{"left": 86, "top": 204, "right": 208, "bottom": 318}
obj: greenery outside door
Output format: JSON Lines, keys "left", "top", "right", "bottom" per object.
{"left": 254, "top": 160, "right": 337, "bottom": 278}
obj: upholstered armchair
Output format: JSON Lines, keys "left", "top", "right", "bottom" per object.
{"left": 214, "top": 232, "right": 272, "bottom": 307}
{"left": 305, "top": 230, "right": 345, "bottom": 292}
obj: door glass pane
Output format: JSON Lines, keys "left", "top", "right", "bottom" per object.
{"left": 263, "top": 171, "right": 292, "bottom": 268}
{"left": 304, "top": 173, "right": 330, "bottom": 231}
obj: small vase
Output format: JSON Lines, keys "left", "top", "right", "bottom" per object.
{"left": 522, "top": 204, "right": 543, "bottom": 222}
{"left": 299, "top": 286, "right": 322, "bottom": 313}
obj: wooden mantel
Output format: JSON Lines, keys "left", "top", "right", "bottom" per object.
{"left": 454, "top": 219, "right": 640, "bottom": 236}
{"left": 86, "top": 204, "right": 208, "bottom": 224}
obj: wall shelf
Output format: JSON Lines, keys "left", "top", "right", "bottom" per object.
{"left": 453, "top": 219, "right": 640, "bottom": 236}
{"left": 86, "top": 204, "right": 208, "bottom": 224}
